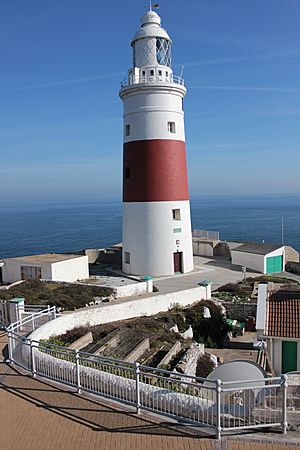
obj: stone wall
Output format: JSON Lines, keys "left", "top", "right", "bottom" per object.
{"left": 221, "top": 301, "right": 257, "bottom": 321}
{"left": 286, "top": 261, "right": 300, "bottom": 275}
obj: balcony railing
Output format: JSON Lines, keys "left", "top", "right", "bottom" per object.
{"left": 121, "top": 74, "right": 185, "bottom": 88}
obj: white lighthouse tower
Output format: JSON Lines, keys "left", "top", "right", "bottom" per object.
{"left": 119, "top": 6, "right": 193, "bottom": 277}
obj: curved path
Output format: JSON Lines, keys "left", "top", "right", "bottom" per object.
{"left": 0, "top": 333, "right": 299, "bottom": 450}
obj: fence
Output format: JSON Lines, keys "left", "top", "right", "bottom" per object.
{"left": 0, "top": 299, "right": 48, "bottom": 328}
{"left": 121, "top": 74, "right": 185, "bottom": 88}
{"left": 6, "top": 307, "right": 287, "bottom": 439}
{"left": 0, "top": 300, "right": 10, "bottom": 327}
{"left": 192, "top": 230, "right": 220, "bottom": 241}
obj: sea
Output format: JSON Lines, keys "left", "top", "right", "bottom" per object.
{"left": 1, "top": 194, "right": 300, "bottom": 259}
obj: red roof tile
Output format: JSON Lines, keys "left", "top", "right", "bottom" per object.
{"left": 265, "top": 291, "right": 300, "bottom": 338}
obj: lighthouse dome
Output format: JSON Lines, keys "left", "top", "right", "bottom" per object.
{"left": 141, "top": 10, "right": 161, "bottom": 26}
{"left": 131, "top": 10, "right": 171, "bottom": 44}
{"left": 131, "top": 10, "right": 172, "bottom": 69}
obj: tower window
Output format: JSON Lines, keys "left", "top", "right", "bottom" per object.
{"left": 125, "top": 167, "right": 130, "bottom": 179}
{"left": 168, "top": 121, "right": 176, "bottom": 133}
{"left": 173, "top": 228, "right": 182, "bottom": 233}
{"left": 172, "top": 209, "right": 181, "bottom": 220}
{"left": 125, "top": 252, "right": 130, "bottom": 264}
{"left": 125, "top": 124, "right": 130, "bottom": 136}
{"left": 150, "top": 70, "right": 154, "bottom": 76}
{"left": 158, "top": 70, "right": 162, "bottom": 76}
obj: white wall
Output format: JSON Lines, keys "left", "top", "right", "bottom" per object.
{"left": 51, "top": 256, "right": 89, "bottom": 282}
{"left": 256, "top": 283, "right": 268, "bottom": 339}
{"left": 192, "top": 241, "right": 214, "bottom": 257}
{"left": 123, "top": 89, "right": 185, "bottom": 142}
{"left": 113, "top": 280, "right": 153, "bottom": 298}
{"left": 29, "top": 285, "right": 210, "bottom": 341}
{"left": 231, "top": 251, "right": 265, "bottom": 273}
{"left": 123, "top": 200, "right": 193, "bottom": 276}
{"left": 2, "top": 259, "right": 52, "bottom": 283}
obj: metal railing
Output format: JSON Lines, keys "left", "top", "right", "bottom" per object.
{"left": 121, "top": 74, "right": 185, "bottom": 88}
{"left": 192, "top": 229, "right": 220, "bottom": 241}
{"left": 6, "top": 307, "right": 288, "bottom": 439}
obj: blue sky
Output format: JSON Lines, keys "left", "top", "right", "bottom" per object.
{"left": 1, "top": 0, "right": 300, "bottom": 203}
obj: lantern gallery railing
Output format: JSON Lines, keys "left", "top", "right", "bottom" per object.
{"left": 6, "top": 307, "right": 288, "bottom": 440}
{"left": 121, "top": 74, "right": 185, "bottom": 88}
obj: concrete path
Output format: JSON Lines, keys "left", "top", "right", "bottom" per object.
{"left": 0, "top": 333, "right": 299, "bottom": 450}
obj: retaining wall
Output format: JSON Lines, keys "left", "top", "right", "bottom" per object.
{"left": 29, "top": 285, "right": 211, "bottom": 341}
{"left": 221, "top": 301, "right": 257, "bottom": 321}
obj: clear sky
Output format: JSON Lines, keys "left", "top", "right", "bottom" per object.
{"left": 1, "top": 0, "right": 300, "bottom": 203}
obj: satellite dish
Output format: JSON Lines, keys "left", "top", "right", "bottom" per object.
{"left": 206, "top": 359, "right": 267, "bottom": 389}
{"left": 204, "top": 360, "right": 268, "bottom": 416}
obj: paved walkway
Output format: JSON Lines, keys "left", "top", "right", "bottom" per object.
{"left": 0, "top": 333, "right": 299, "bottom": 450}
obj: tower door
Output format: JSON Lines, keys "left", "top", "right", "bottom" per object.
{"left": 173, "top": 252, "right": 183, "bottom": 273}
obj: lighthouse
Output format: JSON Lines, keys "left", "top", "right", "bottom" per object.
{"left": 119, "top": 7, "right": 193, "bottom": 277}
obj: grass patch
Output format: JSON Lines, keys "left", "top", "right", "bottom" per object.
{"left": 0, "top": 280, "right": 113, "bottom": 311}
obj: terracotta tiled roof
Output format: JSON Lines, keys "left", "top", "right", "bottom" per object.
{"left": 266, "top": 291, "right": 300, "bottom": 338}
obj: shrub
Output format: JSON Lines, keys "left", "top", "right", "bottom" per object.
{"left": 196, "top": 353, "right": 216, "bottom": 378}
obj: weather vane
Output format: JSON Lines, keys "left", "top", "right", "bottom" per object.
{"left": 145, "top": 1, "right": 160, "bottom": 11}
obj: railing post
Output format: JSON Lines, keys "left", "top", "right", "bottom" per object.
{"left": 7, "top": 330, "right": 13, "bottom": 363}
{"left": 75, "top": 350, "right": 81, "bottom": 393}
{"left": 30, "top": 340, "right": 36, "bottom": 377}
{"left": 281, "top": 374, "right": 288, "bottom": 435}
{"left": 216, "top": 379, "right": 222, "bottom": 440}
{"left": 32, "top": 315, "right": 36, "bottom": 331}
{"left": 135, "top": 362, "right": 141, "bottom": 414}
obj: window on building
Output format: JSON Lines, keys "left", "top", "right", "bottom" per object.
{"left": 172, "top": 209, "right": 181, "bottom": 220}
{"left": 125, "top": 252, "right": 130, "bottom": 264}
{"left": 158, "top": 70, "right": 162, "bottom": 76}
{"left": 150, "top": 70, "right": 154, "bottom": 76}
{"left": 125, "top": 124, "right": 130, "bottom": 136}
{"left": 125, "top": 167, "right": 130, "bottom": 179}
{"left": 168, "top": 121, "right": 176, "bottom": 133}
{"left": 142, "top": 70, "right": 145, "bottom": 76}
{"left": 173, "top": 228, "right": 182, "bottom": 233}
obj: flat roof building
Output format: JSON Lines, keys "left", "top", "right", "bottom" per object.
{"left": 1, "top": 253, "right": 89, "bottom": 284}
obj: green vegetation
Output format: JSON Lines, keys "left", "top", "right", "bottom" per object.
{"left": 0, "top": 280, "right": 113, "bottom": 311}
{"left": 215, "top": 275, "right": 299, "bottom": 302}
{"left": 246, "top": 275, "right": 299, "bottom": 285}
{"left": 185, "top": 301, "right": 231, "bottom": 347}
{"left": 45, "top": 300, "right": 230, "bottom": 358}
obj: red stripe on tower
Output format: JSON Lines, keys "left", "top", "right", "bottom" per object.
{"left": 123, "top": 140, "right": 189, "bottom": 202}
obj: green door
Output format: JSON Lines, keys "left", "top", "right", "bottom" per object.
{"left": 266, "top": 255, "right": 283, "bottom": 274}
{"left": 282, "top": 341, "right": 298, "bottom": 373}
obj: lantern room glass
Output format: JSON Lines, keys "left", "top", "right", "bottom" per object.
{"left": 156, "top": 38, "right": 171, "bottom": 67}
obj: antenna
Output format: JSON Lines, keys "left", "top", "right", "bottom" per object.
{"left": 180, "top": 65, "right": 185, "bottom": 78}
{"left": 281, "top": 214, "right": 284, "bottom": 245}
{"left": 149, "top": 0, "right": 152, "bottom": 11}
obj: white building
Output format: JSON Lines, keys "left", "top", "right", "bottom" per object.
{"left": 119, "top": 7, "right": 193, "bottom": 277}
{"left": 256, "top": 283, "right": 300, "bottom": 375}
{"left": 231, "top": 242, "right": 285, "bottom": 274}
{"left": 2, "top": 253, "right": 89, "bottom": 283}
